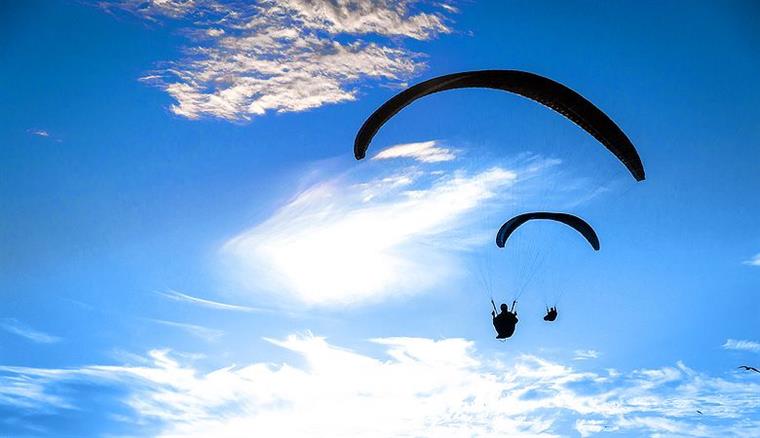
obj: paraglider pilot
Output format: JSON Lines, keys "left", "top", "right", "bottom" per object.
{"left": 544, "top": 306, "right": 558, "bottom": 322}
{"left": 492, "top": 299, "right": 518, "bottom": 339}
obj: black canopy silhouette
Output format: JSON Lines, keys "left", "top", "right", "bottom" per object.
{"left": 496, "top": 212, "right": 600, "bottom": 250}
{"left": 354, "top": 70, "right": 645, "bottom": 181}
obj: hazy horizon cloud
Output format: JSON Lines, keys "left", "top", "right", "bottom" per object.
{"left": 1, "top": 333, "right": 758, "bottom": 437}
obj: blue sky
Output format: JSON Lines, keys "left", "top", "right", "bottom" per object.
{"left": 1, "top": 1, "right": 759, "bottom": 436}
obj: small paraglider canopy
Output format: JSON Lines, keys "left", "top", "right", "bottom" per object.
{"left": 496, "top": 211, "right": 600, "bottom": 322}
{"left": 354, "top": 69, "right": 645, "bottom": 182}
{"left": 496, "top": 212, "right": 600, "bottom": 251}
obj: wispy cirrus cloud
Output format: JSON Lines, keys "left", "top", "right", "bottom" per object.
{"left": 1, "top": 334, "right": 759, "bottom": 437}
{"left": 723, "top": 339, "right": 760, "bottom": 353}
{"left": 220, "top": 151, "right": 572, "bottom": 307}
{"left": 148, "top": 319, "right": 223, "bottom": 341}
{"left": 743, "top": 253, "right": 760, "bottom": 266}
{"left": 0, "top": 319, "right": 61, "bottom": 344}
{"left": 157, "top": 289, "right": 265, "bottom": 313}
{"left": 372, "top": 140, "right": 457, "bottom": 163}
{"left": 573, "top": 349, "right": 600, "bottom": 360}
{"left": 101, "top": 0, "right": 456, "bottom": 121}
{"left": 219, "top": 144, "right": 580, "bottom": 307}
{"left": 27, "top": 129, "right": 50, "bottom": 137}
{"left": 111, "top": 0, "right": 198, "bottom": 19}
{"left": 222, "top": 163, "right": 526, "bottom": 306}
{"left": 26, "top": 128, "right": 63, "bottom": 142}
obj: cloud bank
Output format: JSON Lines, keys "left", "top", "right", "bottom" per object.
{"left": 1, "top": 334, "right": 759, "bottom": 437}
{"left": 103, "top": 0, "right": 456, "bottom": 120}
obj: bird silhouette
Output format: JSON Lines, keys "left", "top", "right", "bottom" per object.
{"left": 738, "top": 365, "right": 760, "bottom": 373}
{"left": 696, "top": 410, "right": 703, "bottom": 415}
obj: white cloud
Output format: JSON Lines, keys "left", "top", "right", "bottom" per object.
{"left": 576, "top": 419, "right": 611, "bottom": 437}
{"left": 218, "top": 151, "right": 582, "bottom": 307}
{"left": 28, "top": 129, "right": 49, "bottom": 137}
{"left": 2, "top": 334, "right": 759, "bottom": 437}
{"left": 103, "top": 0, "right": 455, "bottom": 120}
{"left": 221, "top": 163, "right": 521, "bottom": 306}
{"left": 723, "top": 339, "right": 760, "bottom": 353}
{"left": 0, "top": 373, "right": 72, "bottom": 412}
{"left": 270, "top": 0, "right": 449, "bottom": 38}
{"left": 157, "top": 289, "right": 265, "bottom": 313}
{"left": 0, "top": 319, "right": 61, "bottom": 344}
{"left": 372, "top": 140, "right": 457, "bottom": 163}
{"left": 743, "top": 253, "right": 760, "bottom": 266}
{"left": 573, "top": 349, "right": 600, "bottom": 360}
{"left": 439, "top": 2, "right": 459, "bottom": 14}
{"left": 148, "top": 319, "right": 223, "bottom": 341}
{"left": 219, "top": 150, "right": 578, "bottom": 307}
{"left": 126, "top": 0, "right": 198, "bottom": 19}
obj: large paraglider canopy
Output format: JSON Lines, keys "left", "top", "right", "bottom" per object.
{"left": 354, "top": 69, "right": 645, "bottom": 181}
{"left": 496, "top": 212, "right": 600, "bottom": 251}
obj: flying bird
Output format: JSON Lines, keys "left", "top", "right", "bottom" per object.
{"left": 696, "top": 410, "right": 703, "bottom": 415}
{"left": 738, "top": 365, "right": 760, "bottom": 373}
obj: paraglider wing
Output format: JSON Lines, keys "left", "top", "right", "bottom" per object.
{"left": 496, "top": 212, "right": 600, "bottom": 251}
{"left": 354, "top": 70, "right": 645, "bottom": 181}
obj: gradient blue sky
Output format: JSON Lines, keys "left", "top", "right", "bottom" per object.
{"left": 1, "top": 1, "right": 759, "bottom": 436}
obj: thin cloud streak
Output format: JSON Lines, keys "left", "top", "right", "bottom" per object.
{"left": 157, "top": 290, "right": 265, "bottom": 313}
{"left": 148, "top": 319, "right": 224, "bottom": 341}
{"left": 573, "top": 349, "right": 600, "bottom": 360}
{"left": 372, "top": 140, "right": 457, "bottom": 163}
{"left": 0, "top": 319, "right": 61, "bottom": 344}
{"left": 27, "top": 129, "right": 50, "bottom": 137}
